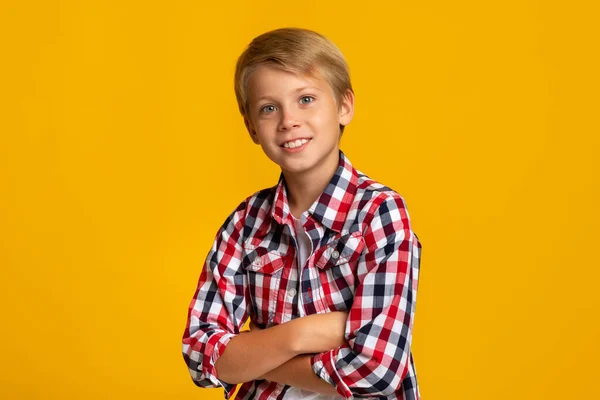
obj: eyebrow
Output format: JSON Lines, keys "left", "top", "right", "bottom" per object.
{"left": 255, "top": 86, "right": 323, "bottom": 102}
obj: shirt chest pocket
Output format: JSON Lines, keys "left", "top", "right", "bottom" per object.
{"left": 242, "top": 247, "right": 286, "bottom": 326}
{"left": 313, "top": 231, "right": 365, "bottom": 312}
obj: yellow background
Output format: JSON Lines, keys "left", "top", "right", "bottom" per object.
{"left": 1, "top": 1, "right": 598, "bottom": 399}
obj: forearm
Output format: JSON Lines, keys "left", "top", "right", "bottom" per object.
{"left": 214, "top": 320, "right": 302, "bottom": 384}
{"left": 215, "top": 312, "right": 347, "bottom": 385}
{"left": 261, "top": 354, "right": 340, "bottom": 396}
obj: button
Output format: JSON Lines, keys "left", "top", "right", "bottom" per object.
{"left": 331, "top": 250, "right": 340, "bottom": 259}
{"left": 288, "top": 288, "right": 297, "bottom": 298}
{"left": 252, "top": 257, "right": 261, "bottom": 266}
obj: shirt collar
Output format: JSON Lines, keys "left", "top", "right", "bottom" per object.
{"left": 271, "top": 150, "right": 359, "bottom": 233}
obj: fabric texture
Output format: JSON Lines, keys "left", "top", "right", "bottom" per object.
{"left": 181, "top": 150, "right": 422, "bottom": 400}
{"left": 284, "top": 212, "right": 345, "bottom": 400}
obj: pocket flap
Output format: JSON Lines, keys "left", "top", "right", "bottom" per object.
{"left": 242, "top": 247, "right": 286, "bottom": 274}
{"left": 315, "top": 231, "right": 365, "bottom": 270}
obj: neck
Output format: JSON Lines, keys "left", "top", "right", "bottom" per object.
{"left": 283, "top": 151, "right": 340, "bottom": 219}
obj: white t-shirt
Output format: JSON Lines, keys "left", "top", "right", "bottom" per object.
{"left": 285, "top": 213, "right": 346, "bottom": 400}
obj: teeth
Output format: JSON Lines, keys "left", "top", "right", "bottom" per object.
{"left": 283, "top": 138, "right": 309, "bottom": 149}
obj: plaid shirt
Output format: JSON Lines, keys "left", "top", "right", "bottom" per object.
{"left": 182, "top": 150, "right": 422, "bottom": 400}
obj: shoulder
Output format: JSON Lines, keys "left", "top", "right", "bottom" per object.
{"left": 353, "top": 170, "right": 410, "bottom": 224}
{"left": 235, "top": 185, "right": 277, "bottom": 219}
{"left": 217, "top": 185, "right": 277, "bottom": 238}
{"left": 351, "top": 172, "right": 420, "bottom": 254}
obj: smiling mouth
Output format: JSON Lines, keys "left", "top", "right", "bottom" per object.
{"left": 281, "top": 138, "right": 311, "bottom": 149}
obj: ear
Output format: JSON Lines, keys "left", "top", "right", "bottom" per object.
{"left": 338, "top": 89, "right": 355, "bottom": 128}
{"left": 244, "top": 116, "right": 260, "bottom": 145}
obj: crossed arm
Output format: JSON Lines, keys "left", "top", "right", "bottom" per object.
{"left": 214, "top": 312, "right": 348, "bottom": 396}
{"left": 185, "top": 193, "right": 420, "bottom": 398}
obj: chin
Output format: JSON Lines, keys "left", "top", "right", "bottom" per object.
{"left": 280, "top": 162, "right": 310, "bottom": 174}
{"left": 278, "top": 158, "right": 315, "bottom": 174}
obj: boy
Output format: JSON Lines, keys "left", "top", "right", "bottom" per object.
{"left": 182, "top": 27, "right": 422, "bottom": 400}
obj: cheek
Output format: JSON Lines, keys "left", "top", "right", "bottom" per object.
{"left": 254, "top": 120, "right": 276, "bottom": 138}
{"left": 310, "top": 108, "right": 340, "bottom": 131}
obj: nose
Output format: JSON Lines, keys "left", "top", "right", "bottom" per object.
{"left": 278, "top": 106, "right": 300, "bottom": 131}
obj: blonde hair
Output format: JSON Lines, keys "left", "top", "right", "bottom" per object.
{"left": 234, "top": 27, "right": 353, "bottom": 134}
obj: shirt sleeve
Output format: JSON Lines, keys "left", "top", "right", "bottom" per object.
{"left": 181, "top": 200, "right": 250, "bottom": 399}
{"left": 311, "top": 192, "right": 422, "bottom": 398}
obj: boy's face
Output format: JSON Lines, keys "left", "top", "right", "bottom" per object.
{"left": 244, "top": 64, "right": 354, "bottom": 177}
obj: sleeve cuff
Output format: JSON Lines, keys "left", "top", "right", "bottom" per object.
{"left": 311, "top": 348, "right": 352, "bottom": 398}
{"left": 201, "top": 332, "right": 238, "bottom": 398}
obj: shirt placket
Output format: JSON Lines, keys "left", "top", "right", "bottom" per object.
{"left": 301, "top": 219, "right": 329, "bottom": 315}
{"left": 276, "top": 219, "right": 298, "bottom": 324}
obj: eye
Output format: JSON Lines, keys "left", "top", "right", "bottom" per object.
{"left": 260, "top": 105, "right": 277, "bottom": 114}
{"left": 300, "top": 96, "right": 314, "bottom": 104}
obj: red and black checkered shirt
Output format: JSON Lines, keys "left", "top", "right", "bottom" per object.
{"left": 182, "top": 150, "right": 422, "bottom": 399}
